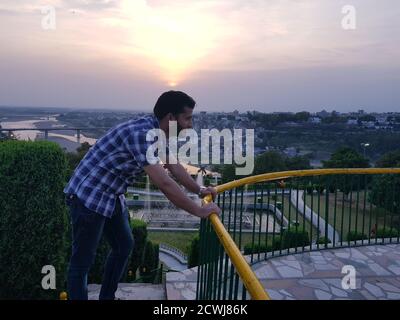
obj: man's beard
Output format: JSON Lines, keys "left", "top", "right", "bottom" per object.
{"left": 177, "top": 122, "right": 184, "bottom": 134}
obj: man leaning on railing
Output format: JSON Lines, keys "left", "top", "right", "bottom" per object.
{"left": 64, "top": 91, "right": 221, "bottom": 300}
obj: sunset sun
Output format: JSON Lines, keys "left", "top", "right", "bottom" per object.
{"left": 114, "top": 0, "right": 220, "bottom": 86}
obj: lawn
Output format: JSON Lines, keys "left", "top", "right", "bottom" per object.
{"left": 304, "top": 190, "right": 398, "bottom": 240}
{"left": 147, "top": 230, "right": 278, "bottom": 255}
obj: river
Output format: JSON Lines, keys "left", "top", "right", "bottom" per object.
{"left": 0, "top": 116, "right": 98, "bottom": 151}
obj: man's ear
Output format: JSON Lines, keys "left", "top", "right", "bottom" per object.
{"left": 168, "top": 113, "right": 178, "bottom": 121}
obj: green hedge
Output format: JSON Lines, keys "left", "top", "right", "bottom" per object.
{"left": 346, "top": 231, "right": 368, "bottom": 242}
{"left": 0, "top": 141, "right": 69, "bottom": 299}
{"left": 316, "top": 237, "right": 332, "bottom": 245}
{"left": 129, "top": 219, "right": 148, "bottom": 280}
{"left": 375, "top": 228, "right": 400, "bottom": 238}
{"left": 187, "top": 236, "right": 200, "bottom": 268}
{"left": 278, "top": 229, "right": 310, "bottom": 249}
{"left": 139, "top": 240, "right": 157, "bottom": 283}
{"left": 243, "top": 243, "right": 274, "bottom": 255}
{"left": 243, "top": 230, "right": 310, "bottom": 255}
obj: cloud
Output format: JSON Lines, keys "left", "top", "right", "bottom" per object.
{"left": 1, "top": 0, "right": 399, "bottom": 110}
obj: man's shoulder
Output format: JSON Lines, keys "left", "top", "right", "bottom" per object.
{"left": 116, "top": 114, "right": 159, "bottom": 131}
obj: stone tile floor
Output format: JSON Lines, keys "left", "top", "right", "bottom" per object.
{"left": 166, "top": 244, "right": 400, "bottom": 300}
{"left": 88, "top": 283, "right": 166, "bottom": 300}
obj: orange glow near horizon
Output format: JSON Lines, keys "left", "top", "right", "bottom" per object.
{"left": 110, "top": 0, "right": 221, "bottom": 87}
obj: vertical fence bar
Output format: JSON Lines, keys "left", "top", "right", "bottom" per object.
{"left": 250, "top": 185, "right": 257, "bottom": 263}
{"left": 348, "top": 175, "right": 354, "bottom": 246}
{"left": 361, "top": 175, "right": 367, "bottom": 245}
{"left": 294, "top": 178, "right": 300, "bottom": 253}
{"left": 257, "top": 187, "right": 265, "bottom": 262}
{"left": 233, "top": 188, "right": 240, "bottom": 299}
{"left": 310, "top": 176, "right": 314, "bottom": 251}
{"left": 217, "top": 193, "right": 225, "bottom": 300}
{"left": 237, "top": 186, "right": 245, "bottom": 300}
{"left": 196, "top": 218, "right": 205, "bottom": 299}
{"left": 389, "top": 180, "right": 396, "bottom": 243}
{"left": 227, "top": 190, "right": 235, "bottom": 300}
{"left": 355, "top": 175, "right": 361, "bottom": 241}
{"left": 396, "top": 180, "right": 400, "bottom": 244}
{"left": 287, "top": 181, "right": 293, "bottom": 255}
{"left": 324, "top": 176, "right": 330, "bottom": 248}
{"left": 333, "top": 176, "right": 338, "bottom": 247}
{"left": 280, "top": 182, "right": 285, "bottom": 254}
{"left": 316, "top": 175, "right": 321, "bottom": 249}
{"left": 302, "top": 179, "right": 307, "bottom": 252}
{"left": 265, "top": 186, "right": 271, "bottom": 259}
{"left": 374, "top": 175, "right": 380, "bottom": 244}
{"left": 382, "top": 177, "right": 390, "bottom": 244}
{"left": 205, "top": 220, "right": 213, "bottom": 299}
{"left": 340, "top": 177, "right": 345, "bottom": 246}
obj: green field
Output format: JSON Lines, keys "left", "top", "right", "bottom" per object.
{"left": 148, "top": 230, "right": 279, "bottom": 255}
{"left": 304, "top": 190, "right": 397, "bottom": 239}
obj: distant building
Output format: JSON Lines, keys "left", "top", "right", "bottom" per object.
{"left": 309, "top": 117, "right": 321, "bottom": 124}
{"left": 347, "top": 119, "right": 358, "bottom": 125}
{"left": 316, "top": 110, "right": 330, "bottom": 118}
{"left": 361, "top": 121, "right": 375, "bottom": 128}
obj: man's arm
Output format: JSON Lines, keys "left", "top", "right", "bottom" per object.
{"left": 164, "top": 163, "right": 217, "bottom": 200}
{"left": 144, "top": 164, "right": 220, "bottom": 219}
{"left": 163, "top": 163, "right": 200, "bottom": 194}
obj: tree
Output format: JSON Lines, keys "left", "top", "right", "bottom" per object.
{"left": 254, "top": 151, "right": 287, "bottom": 175}
{"left": 129, "top": 219, "right": 148, "bottom": 281}
{"left": 369, "top": 151, "right": 400, "bottom": 222}
{"left": 322, "top": 147, "right": 369, "bottom": 168}
{"left": 322, "top": 147, "right": 369, "bottom": 197}
{"left": 139, "top": 240, "right": 157, "bottom": 283}
{"left": 187, "top": 236, "right": 200, "bottom": 268}
{"left": 294, "top": 111, "right": 310, "bottom": 122}
{"left": 375, "top": 150, "right": 400, "bottom": 167}
{"left": 285, "top": 156, "right": 311, "bottom": 170}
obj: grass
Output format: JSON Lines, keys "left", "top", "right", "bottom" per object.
{"left": 148, "top": 231, "right": 198, "bottom": 255}
{"left": 304, "top": 190, "right": 398, "bottom": 240}
{"left": 147, "top": 230, "right": 279, "bottom": 255}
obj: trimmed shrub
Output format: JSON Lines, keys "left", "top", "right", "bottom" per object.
{"left": 0, "top": 141, "right": 69, "bottom": 299}
{"left": 279, "top": 229, "right": 310, "bottom": 249}
{"left": 314, "top": 184, "right": 325, "bottom": 194}
{"left": 243, "top": 243, "right": 273, "bottom": 255}
{"left": 129, "top": 219, "right": 148, "bottom": 280}
{"left": 375, "top": 228, "right": 400, "bottom": 238}
{"left": 153, "top": 243, "right": 160, "bottom": 271}
{"left": 316, "top": 237, "right": 332, "bottom": 245}
{"left": 346, "top": 231, "right": 368, "bottom": 242}
{"left": 139, "top": 240, "right": 157, "bottom": 283}
{"left": 306, "top": 184, "right": 314, "bottom": 195}
{"left": 187, "top": 236, "right": 200, "bottom": 268}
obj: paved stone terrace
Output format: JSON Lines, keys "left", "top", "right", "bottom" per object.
{"left": 166, "top": 243, "right": 400, "bottom": 300}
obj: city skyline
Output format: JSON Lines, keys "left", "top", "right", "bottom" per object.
{"left": 0, "top": 0, "right": 399, "bottom": 112}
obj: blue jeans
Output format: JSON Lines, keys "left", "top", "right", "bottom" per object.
{"left": 66, "top": 194, "right": 134, "bottom": 300}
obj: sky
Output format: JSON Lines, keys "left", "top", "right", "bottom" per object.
{"left": 0, "top": 0, "right": 399, "bottom": 113}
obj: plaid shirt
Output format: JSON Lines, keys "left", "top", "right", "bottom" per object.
{"left": 64, "top": 115, "right": 160, "bottom": 218}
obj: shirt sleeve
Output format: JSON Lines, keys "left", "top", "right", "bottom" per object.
{"left": 126, "top": 127, "right": 161, "bottom": 168}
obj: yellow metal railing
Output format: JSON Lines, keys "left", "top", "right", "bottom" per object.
{"left": 199, "top": 168, "right": 400, "bottom": 300}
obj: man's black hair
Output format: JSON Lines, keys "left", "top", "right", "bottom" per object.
{"left": 153, "top": 90, "right": 196, "bottom": 120}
